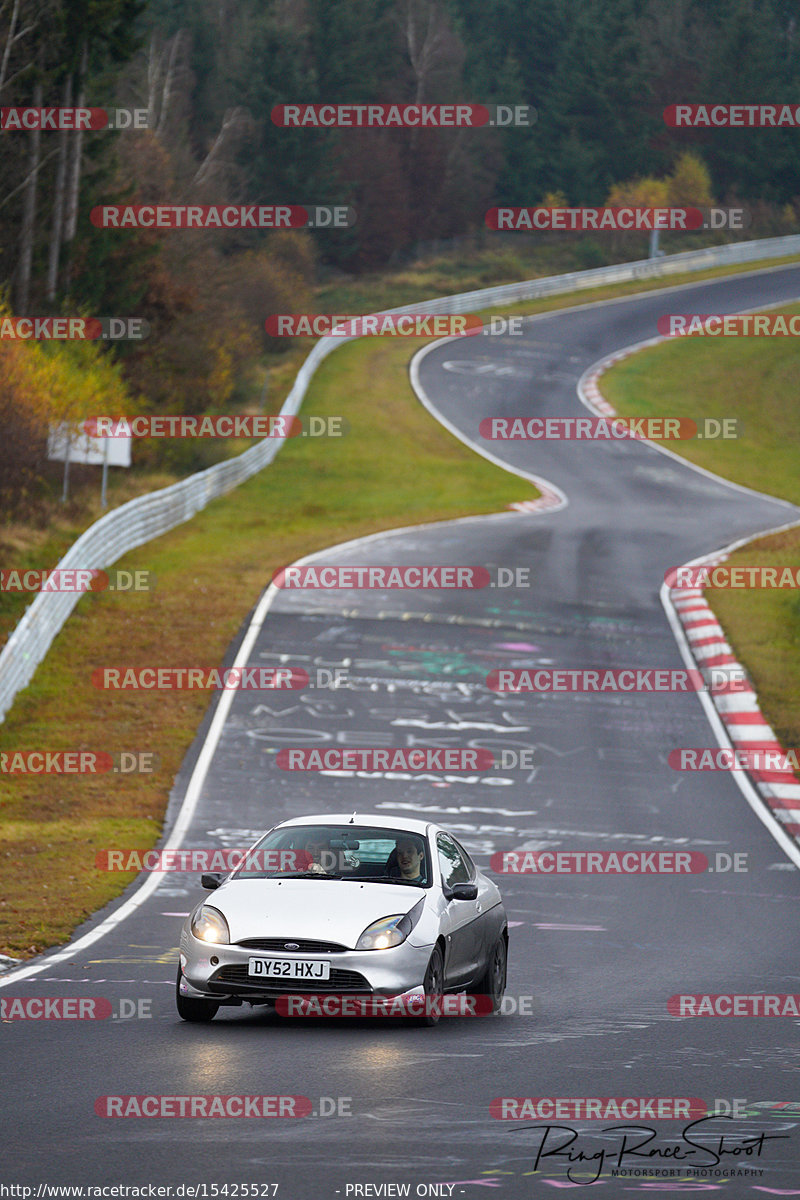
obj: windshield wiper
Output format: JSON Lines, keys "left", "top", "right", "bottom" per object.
{"left": 357, "top": 875, "right": 425, "bottom": 885}
{"left": 258, "top": 870, "right": 344, "bottom": 879}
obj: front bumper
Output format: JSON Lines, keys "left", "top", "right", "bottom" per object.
{"left": 179, "top": 928, "right": 434, "bottom": 1002}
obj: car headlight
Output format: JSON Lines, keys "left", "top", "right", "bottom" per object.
{"left": 356, "top": 899, "right": 424, "bottom": 951}
{"left": 191, "top": 905, "right": 230, "bottom": 944}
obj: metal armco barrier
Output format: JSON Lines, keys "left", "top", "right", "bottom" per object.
{"left": 2, "top": 233, "right": 800, "bottom": 723}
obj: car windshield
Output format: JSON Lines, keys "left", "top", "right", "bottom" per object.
{"left": 229, "top": 824, "right": 431, "bottom": 887}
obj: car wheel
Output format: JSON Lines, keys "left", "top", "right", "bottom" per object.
{"left": 474, "top": 935, "right": 507, "bottom": 1013}
{"left": 412, "top": 945, "right": 444, "bottom": 1027}
{"left": 175, "top": 965, "right": 219, "bottom": 1023}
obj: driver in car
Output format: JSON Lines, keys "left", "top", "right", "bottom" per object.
{"left": 392, "top": 837, "right": 425, "bottom": 882}
{"left": 303, "top": 833, "right": 360, "bottom": 874}
{"left": 303, "top": 833, "right": 333, "bottom": 874}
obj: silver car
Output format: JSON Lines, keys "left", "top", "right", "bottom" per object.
{"left": 176, "top": 812, "right": 508, "bottom": 1025}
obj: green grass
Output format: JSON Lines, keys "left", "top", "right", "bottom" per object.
{"left": 601, "top": 312, "right": 800, "bottom": 751}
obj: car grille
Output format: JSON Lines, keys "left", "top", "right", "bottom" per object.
{"left": 236, "top": 938, "right": 347, "bottom": 954}
{"left": 209, "top": 964, "right": 371, "bottom": 993}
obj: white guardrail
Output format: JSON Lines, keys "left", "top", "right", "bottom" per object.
{"left": 2, "top": 232, "right": 800, "bottom": 723}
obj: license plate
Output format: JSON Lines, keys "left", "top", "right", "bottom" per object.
{"left": 248, "top": 957, "right": 331, "bottom": 980}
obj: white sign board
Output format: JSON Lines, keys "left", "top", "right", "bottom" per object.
{"left": 47, "top": 423, "right": 132, "bottom": 467}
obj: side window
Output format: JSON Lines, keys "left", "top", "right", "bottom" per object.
{"left": 452, "top": 838, "right": 476, "bottom": 878}
{"left": 437, "top": 833, "right": 470, "bottom": 887}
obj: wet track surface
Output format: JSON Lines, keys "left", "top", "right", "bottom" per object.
{"left": 4, "top": 263, "right": 800, "bottom": 1197}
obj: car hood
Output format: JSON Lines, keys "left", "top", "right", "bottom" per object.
{"left": 209, "top": 878, "right": 425, "bottom": 948}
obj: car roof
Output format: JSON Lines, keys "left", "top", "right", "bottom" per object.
{"left": 273, "top": 812, "right": 434, "bottom": 836}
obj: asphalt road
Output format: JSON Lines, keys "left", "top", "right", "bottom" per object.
{"left": 4, "top": 262, "right": 800, "bottom": 1199}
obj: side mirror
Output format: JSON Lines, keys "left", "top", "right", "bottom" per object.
{"left": 201, "top": 872, "right": 222, "bottom": 890}
{"left": 446, "top": 882, "right": 478, "bottom": 901}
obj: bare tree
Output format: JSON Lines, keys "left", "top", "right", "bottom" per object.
{"left": 45, "top": 69, "right": 70, "bottom": 299}
{"left": 62, "top": 38, "right": 86, "bottom": 246}
{"left": 396, "top": 0, "right": 456, "bottom": 105}
{"left": 142, "top": 28, "right": 193, "bottom": 141}
{"left": 190, "top": 106, "right": 251, "bottom": 190}
{"left": 0, "top": 0, "right": 39, "bottom": 96}
{"left": 17, "top": 75, "right": 41, "bottom": 313}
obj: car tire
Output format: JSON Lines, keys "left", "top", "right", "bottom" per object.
{"left": 474, "top": 935, "right": 507, "bottom": 1014}
{"left": 175, "top": 965, "right": 219, "bottom": 1023}
{"left": 412, "top": 946, "right": 444, "bottom": 1027}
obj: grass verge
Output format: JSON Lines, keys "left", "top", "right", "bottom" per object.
{"left": 601, "top": 310, "right": 800, "bottom": 752}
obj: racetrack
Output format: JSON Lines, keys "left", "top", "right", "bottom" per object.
{"left": 4, "top": 263, "right": 800, "bottom": 1198}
